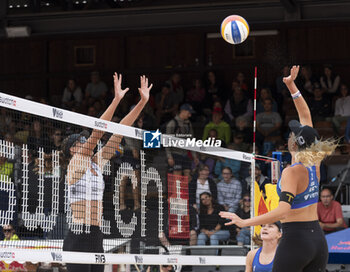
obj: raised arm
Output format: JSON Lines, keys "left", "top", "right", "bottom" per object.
{"left": 283, "top": 65, "right": 313, "bottom": 127}
{"left": 76, "top": 73, "right": 128, "bottom": 158}
{"left": 97, "top": 75, "right": 152, "bottom": 161}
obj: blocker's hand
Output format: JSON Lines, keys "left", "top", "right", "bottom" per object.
{"left": 113, "top": 73, "right": 129, "bottom": 101}
{"left": 219, "top": 211, "right": 246, "bottom": 228}
{"left": 283, "top": 65, "right": 300, "bottom": 86}
{"left": 138, "top": 75, "right": 153, "bottom": 102}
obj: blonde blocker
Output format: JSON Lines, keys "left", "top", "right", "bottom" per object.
{"left": 294, "top": 137, "right": 338, "bottom": 167}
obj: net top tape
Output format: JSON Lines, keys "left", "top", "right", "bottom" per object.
{"left": 0, "top": 92, "right": 253, "bottom": 162}
{"left": 0, "top": 249, "right": 246, "bottom": 266}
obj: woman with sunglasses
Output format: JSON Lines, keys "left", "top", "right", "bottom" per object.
{"left": 245, "top": 222, "right": 282, "bottom": 272}
{"left": 62, "top": 74, "right": 152, "bottom": 272}
{"left": 197, "top": 192, "right": 230, "bottom": 246}
{"left": 220, "top": 66, "right": 337, "bottom": 272}
{"left": 236, "top": 193, "right": 251, "bottom": 246}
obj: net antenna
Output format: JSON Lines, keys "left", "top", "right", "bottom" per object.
{"left": 250, "top": 66, "right": 258, "bottom": 249}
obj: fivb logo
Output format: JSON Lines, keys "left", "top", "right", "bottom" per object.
{"left": 52, "top": 108, "right": 63, "bottom": 119}
{"left": 143, "top": 129, "right": 161, "bottom": 148}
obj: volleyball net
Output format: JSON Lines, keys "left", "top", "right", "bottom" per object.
{"left": 0, "top": 91, "right": 281, "bottom": 268}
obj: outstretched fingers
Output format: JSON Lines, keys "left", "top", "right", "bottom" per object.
{"left": 113, "top": 72, "right": 129, "bottom": 100}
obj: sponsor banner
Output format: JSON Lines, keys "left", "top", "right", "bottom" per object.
{"left": 168, "top": 174, "right": 189, "bottom": 239}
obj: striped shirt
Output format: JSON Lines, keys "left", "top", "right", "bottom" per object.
{"left": 217, "top": 178, "right": 242, "bottom": 213}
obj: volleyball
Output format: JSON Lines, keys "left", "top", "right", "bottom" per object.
{"left": 220, "top": 15, "right": 250, "bottom": 44}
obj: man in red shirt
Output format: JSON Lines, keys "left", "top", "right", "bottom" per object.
{"left": 317, "top": 188, "right": 348, "bottom": 234}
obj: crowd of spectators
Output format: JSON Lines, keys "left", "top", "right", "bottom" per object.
{"left": 0, "top": 64, "right": 349, "bottom": 250}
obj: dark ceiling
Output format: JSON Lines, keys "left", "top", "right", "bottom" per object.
{"left": 1, "top": 0, "right": 350, "bottom": 37}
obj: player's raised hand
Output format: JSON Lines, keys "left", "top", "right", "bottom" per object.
{"left": 283, "top": 65, "right": 300, "bottom": 86}
{"left": 138, "top": 75, "right": 153, "bottom": 102}
{"left": 219, "top": 211, "right": 246, "bottom": 228}
{"left": 113, "top": 73, "right": 129, "bottom": 101}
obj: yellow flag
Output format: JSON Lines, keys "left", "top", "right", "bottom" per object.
{"left": 265, "top": 183, "right": 279, "bottom": 211}
{"left": 254, "top": 181, "right": 269, "bottom": 236}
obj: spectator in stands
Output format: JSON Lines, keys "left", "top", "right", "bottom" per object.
{"left": 50, "top": 128, "right": 63, "bottom": 152}
{"left": 317, "top": 188, "right": 347, "bottom": 234}
{"left": 197, "top": 192, "right": 230, "bottom": 246}
{"left": 61, "top": 78, "right": 83, "bottom": 110}
{"left": 0, "top": 154, "right": 13, "bottom": 179}
{"left": 204, "top": 71, "right": 224, "bottom": 110}
{"left": 14, "top": 121, "right": 30, "bottom": 144}
{"left": 3, "top": 224, "right": 19, "bottom": 241}
{"left": 189, "top": 164, "right": 217, "bottom": 211}
{"left": 231, "top": 131, "right": 250, "bottom": 152}
{"left": 245, "top": 164, "right": 270, "bottom": 196}
{"left": 202, "top": 107, "right": 231, "bottom": 145}
{"left": 166, "top": 104, "right": 198, "bottom": 178}
{"left": 27, "top": 118, "right": 50, "bottom": 154}
{"left": 186, "top": 78, "right": 205, "bottom": 115}
{"left": 256, "top": 87, "right": 278, "bottom": 114}
{"left": 298, "top": 65, "right": 317, "bottom": 97}
{"left": 87, "top": 105, "right": 98, "bottom": 117}
{"left": 93, "top": 100, "right": 104, "bottom": 117}
{"left": 192, "top": 129, "right": 217, "bottom": 178}
{"left": 234, "top": 116, "right": 252, "bottom": 144}
{"left": 217, "top": 167, "right": 242, "bottom": 213}
{"left": 155, "top": 83, "right": 178, "bottom": 126}
{"left": 236, "top": 72, "right": 248, "bottom": 91}
{"left": 0, "top": 108, "right": 12, "bottom": 137}
{"left": 256, "top": 98, "right": 282, "bottom": 153}
{"left": 320, "top": 64, "right": 341, "bottom": 95}
{"left": 235, "top": 193, "right": 251, "bottom": 246}
{"left": 85, "top": 71, "right": 108, "bottom": 105}
{"left": 275, "top": 65, "right": 290, "bottom": 99}
{"left": 224, "top": 83, "right": 252, "bottom": 128}
{"left": 167, "top": 73, "right": 184, "bottom": 105}
{"left": 309, "top": 83, "right": 331, "bottom": 122}
{"left": 331, "top": 84, "right": 350, "bottom": 135}
{"left": 214, "top": 143, "right": 241, "bottom": 179}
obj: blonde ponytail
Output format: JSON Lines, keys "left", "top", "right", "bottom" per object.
{"left": 294, "top": 138, "right": 338, "bottom": 167}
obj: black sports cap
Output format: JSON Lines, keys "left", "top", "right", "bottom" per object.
{"left": 261, "top": 221, "right": 282, "bottom": 231}
{"left": 288, "top": 120, "right": 320, "bottom": 149}
{"left": 63, "top": 130, "right": 89, "bottom": 157}
{"left": 273, "top": 221, "right": 282, "bottom": 232}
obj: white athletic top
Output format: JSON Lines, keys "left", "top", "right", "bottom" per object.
{"left": 68, "top": 162, "right": 105, "bottom": 204}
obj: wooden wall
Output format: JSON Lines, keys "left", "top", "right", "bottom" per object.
{"left": 0, "top": 23, "right": 349, "bottom": 101}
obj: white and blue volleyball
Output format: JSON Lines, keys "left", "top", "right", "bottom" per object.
{"left": 221, "top": 15, "right": 250, "bottom": 45}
